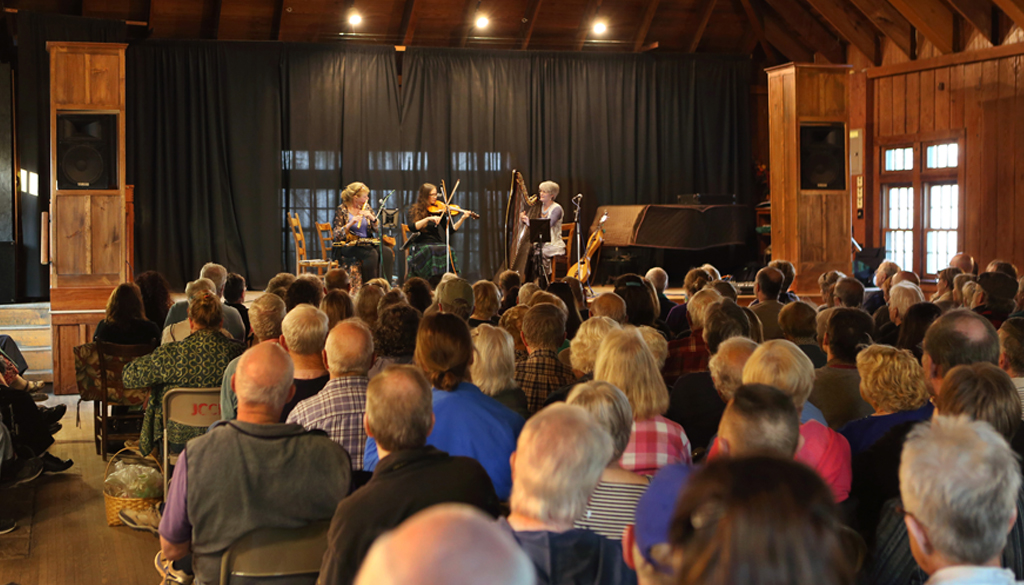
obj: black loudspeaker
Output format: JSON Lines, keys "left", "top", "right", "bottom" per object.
{"left": 56, "top": 113, "right": 117, "bottom": 190}
{"left": 800, "top": 123, "right": 846, "bottom": 191}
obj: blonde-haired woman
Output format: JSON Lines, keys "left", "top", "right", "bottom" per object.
{"left": 331, "top": 181, "right": 393, "bottom": 282}
{"left": 839, "top": 344, "right": 933, "bottom": 455}
{"left": 595, "top": 327, "right": 691, "bottom": 475}
{"left": 470, "top": 324, "right": 529, "bottom": 419}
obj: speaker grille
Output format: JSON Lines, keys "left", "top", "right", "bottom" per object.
{"left": 62, "top": 144, "right": 105, "bottom": 186}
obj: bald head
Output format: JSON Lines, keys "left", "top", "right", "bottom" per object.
{"left": 923, "top": 309, "right": 1000, "bottom": 395}
{"left": 355, "top": 504, "right": 535, "bottom": 585}
{"left": 325, "top": 318, "right": 375, "bottom": 376}
{"left": 892, "top": 271, "right": 921, "bottom": 286}
{"left": 233, "top": 343, "right": 294, "bottom": 411}
{"left": 590, "top": 293, "right": 627, "bottom": 324}
{"left": 951, "top": 253, "right": 977, "bottom": 275}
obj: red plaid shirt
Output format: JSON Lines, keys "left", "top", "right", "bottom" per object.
{"left": 620, "top": 415, "right": 691, "bottom": 475}
{"left": 662, "top": 328, "right": 710, "bottom": 386}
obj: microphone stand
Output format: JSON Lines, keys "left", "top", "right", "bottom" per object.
{"left": 440, "top": 181, "right": 456, "bottom": 275}
{"left": 572, "top": 194, "right": 592, "bottom": 296}
{"left": 373, "top": 190, "right": 395, "bottom": 282}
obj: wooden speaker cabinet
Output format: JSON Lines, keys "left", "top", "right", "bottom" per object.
{"left": 766, "top": 63, "right": 853, "bottom": 295}
{"left": 47, "top": 42, "right": 129, "bottom": 394}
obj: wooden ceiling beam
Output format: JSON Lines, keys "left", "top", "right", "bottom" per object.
{"left": 519, "top": 0, "right": 544, "bottom": 50}
{"left": 272, "top": 0, "right": 284, "bottom": 40}
{"left": 762, "top": 0, "right": 843, "bottom": 63}
{"left": 632, "top": 0, "right": 661, "bottom": 52}
{"left": 764, "top": 12, "right": 815, "bottom": 62}
{"left": 945, "top": 0, "right": 992, "bottom": 39}
{"left": 574, "top": 0, "right": 604, "bottom": 51}
{"left": 399, "top": 0, "right": 419, "bottom": 46}
{"left": 887, "top": 0, "right": 957, "bottom": 53}
{"left": 211, "top": 0, "right": 224, "bottom": 39}
{"left": 737, "top": 0, "right": 777, "bottom": 62}
{"left": 685, "top": 0, "right": 718, "bottom": 52}
{"left": 846, "top": 0, "right": 913, "bottom": 57}
{"left": 990, "top": 0, "right": 1024, "bottom": 31}
{"left": 458, "top": 0, "right": 476, "bottom": 47}
{"left": 803, "top": 0, "right": 880, "bottom": 64}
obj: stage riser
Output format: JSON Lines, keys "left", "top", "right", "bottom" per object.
{"left": 0, "top": 302, "right": 53, "bottom": 382}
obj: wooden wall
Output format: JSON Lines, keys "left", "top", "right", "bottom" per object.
{"left": 849, "top": 39, "right": 1024, "bottom": 275}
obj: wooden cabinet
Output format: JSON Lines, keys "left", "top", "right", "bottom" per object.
{"left": 766, "top": 64, "right": 853, "bottom": 295}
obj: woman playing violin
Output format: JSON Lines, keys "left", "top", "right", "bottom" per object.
{"left": 407, "top": 183, "right": 476, "bottom": 285}
{"left": 518, "top": 180, "right": 566, "bottom": 279}
{"left": 332, "top": 181, "right": 394, "bottom": 282}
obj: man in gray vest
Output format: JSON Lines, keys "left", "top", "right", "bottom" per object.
{"left": 156, "top": 342, "right": 351, "bottom": 585}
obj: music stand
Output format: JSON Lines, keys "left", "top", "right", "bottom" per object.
{"left": 381, "top": 208, "right": 399, "bottom": 229}
{"left": 529, "top": 219, "right": 550, "bottom": 245}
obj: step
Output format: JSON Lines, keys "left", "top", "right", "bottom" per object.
{"left": 23, "top": 369, "right": 53, "bottom": 383}
{"left": 22, "top": 348, "right": 52, "bottom": 372}
{"left": 0, "top": 304, "right": 50, "bottom": 328}
{"left": 2, "top": 326, "right": 51, "bottom": 349}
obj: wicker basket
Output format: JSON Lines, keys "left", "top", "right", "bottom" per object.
{"left": 103, "top": 447, "right": 163, "bottom": 527}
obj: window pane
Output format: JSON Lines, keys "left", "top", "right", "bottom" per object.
{"left": 925, "top": 142, "right": 958, "bottom": 169}
{"left": 884, "top": 147, "right": 913, "bottom": 172}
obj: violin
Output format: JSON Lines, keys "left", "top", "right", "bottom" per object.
{"left": 567, "top": 211, "right": 608, "bottom": 284}
{"left": 428, "top": 202, "right": 480, "bottom": 219}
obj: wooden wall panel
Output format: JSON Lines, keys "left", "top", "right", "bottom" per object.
{"left": 51, "top": 51, "right": 89, "bottom": 105}
{"left": 996, "top": 58, "right": 1017, "bottom": 264}
{"left": 949, "top": 65, "right": 964, "bottom": 129}
{"left": 905, "top": 72, "right": 920, "bottom": 133}
{"left": 88, "top": 53, "right": 123, "bottom": 106}
{"left": 891, "top": 75, "right": 906, "bottom": 134}
{"left": 962, "top": 62, "right": 983, "bottom": 260}
{"left": 1016, "top": 56, "right": 1024, "bottom": 268}
{"left": 980, "top": 59, "right": 999, "bottom": 264}
{"left": 919, "top": 69, "right": 935, "bottom": 133}
{"left": 91, "top": 195, "right": 123, "bottom": 276}
{"left": 878, "top": 76, "right": 892, "bottom": 135}
{"left": 54, "top": 197, "right": 90, "bottom": 277}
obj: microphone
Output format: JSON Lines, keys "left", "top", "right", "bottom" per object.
{"left": 572, "top": 193, "right": 583, "bottom": 202}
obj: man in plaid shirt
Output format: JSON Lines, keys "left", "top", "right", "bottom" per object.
{"left": 663, "top": 288, "right": 723, "bottom": 386}
{"left": 287, "top": 318, "right": 374, "bottom": 469}
{"left": 515, "top": 303, "right": 575, "bottom": 414}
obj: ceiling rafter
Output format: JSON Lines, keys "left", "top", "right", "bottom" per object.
{"left": 737, "top": 0, "right": 778, "bottom": 62}
{"left": 764, "top": 12, "right": 815, "bottom": 62}
{"left": 685, "top": 0, "right": 719, "bottom": 52}
{"left": 762, "top": 0, "right": 843, "bottom": 62}
{"left": 845, "top": 0, "right": 913, "bottom": 57}
{"left": 519, "top": 0, "right": 544, "bottom": 50}
{"left": 457, "top": 0, "right": 476, "bottom": 47}
{"left": 990, "top": 0, "right": 1024, "bottom": 32}
{"left": 574, "top": 0, "right": 605, "bottom": 51}
{"left": 398, "top": 0, "right": 419, "bottom": 46}
{"left": 803, "top": 0, "right": 880, "bottom": 64}
{"left": 887, "top": 0, "right": 957, "bottom": 53}
{"left": 945, "top": 0, "right": 992, "bottom": 40}
{"left": 632, "top": 0, "right": 661, "bottom": 52}
{"left": 211, "top": 0, "right": 224, "bottom": 39}
{"left": 272, "top": 0, "right": 284, "bottom": 40}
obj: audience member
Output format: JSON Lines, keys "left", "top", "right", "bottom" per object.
{"left": 699, "top": 263, "right": 721, "bottom": 281}
{"left": 950, "top": 252, "right": 977, "bottom": 275}
{"left": 895, "top": 302, "right": 943, "bottom": 361}
{"left": 94, "top": 282, "right": 162, "bottom": 346}
{"left": 1013, "top": 276, "right": 1024, "bottom": 317}
{"left": 614, "top": 274, "right": 660, "bottom": 332}
{"left": 500, "top": 304, "right": 530, "bottom": 362}
{"left": 354, "top": 504, "right": 534, "bottom": 585}
{"left": 161, "top": 278, "right": 233, "bottom": 344}
{"left": 953, "top": 272, "right": 977, "bottom": 307}
{"left": 223, "top": 273, "right": 250, "bottom": 338}
{"left": 164, "top": 262, "right": 246, "bottom": 340}
{"left": 818, "top": 270, "right": 846, "bottom": 309}
{"left": 741, "top": 305, "right": 764, "bottom": 343}
{"left": 999, "top": 318, "right": 1024, "bottom": 411}
{"left": 701, "top": 299, "right": 749, "bottom": 354}
{"left": 809, "top": 307, "right": 875, "bottom": 429}
{"left": 988, "top": 259, "right": 1020, "bottom": 280}
{"left": 265, "top": 272, "right": 297, "bottom": 293}
{"left": 834, "top": 276, "right": 865, "bottom": 309}
{"left": 377, "top": 288, "right": 407, "bottom": 313}
{"left": 670, "top": 456, "right": 853, "bottom": 585}
{"left": 935, "top": 363, "right": 1022, "bottom": 446}
{"left": 517, "top": 282, "right": 541, "bottom": 306}
{"left": 663, "top": 289, "right": 722, "bottom": 384}
{"left": 590, "top": 292, "right": 628, "bottom": 325}
{"left": 645, "top": 267, "right": 675, "bottom": 322}
{"left": 623, "top": 463, "right": 694, "bottom": 584}
{"left": 321, "top": 289, "right": 355, "bottom": 330}
{"left": 638, "top": 326, "right": 669, "bottom": 370}
{"left": 324, "top": 267, "right": 351, "bottom": 292}
{"left": 319, "top": 366, "right": 501, "bottom": 585}
{"left": 402, "top": 276, "right": 433, "bottom": 314}
{"left": 664, "top": 268, "right": 712, "bottom": 335}
{"left": 932, "top": 266, "right": 961, "bottom": 304}
{"left": 503, "top": 403, "right": 637, "bottom": 585}
{"left": 897, "top": 416, "right": 1020, "bottom": 585}
{"left": 779, "top": 300, "right": 827, "bottom": 368}
{"left": 839, "top": 345, "right": 932, "bottom": 455}
{"left": 499, "top": 270, "right": 522, "bottom": 301}
{"left": 355, "top": 284, "right": 386, "bottom": 328}
{"left": 546, "top": 281, "right": 584, "bottom": 340}
{"left": 0, "top": 383, "right": 70, "bottom": 473}
{"left": 567, "top": 381, "right": 649, "bottom": 540}
{"left": 288, "top": 318, "right": 373, "bottom": 470}
{"left": 435, "top": 277, "right": 474, "bottom": 321}
{"left": 768, "top": 259, "right": 799, "bottom": 304}
{"left": 366, "top": 277, "right": 391, "bottom": 292}
{"left": 470, "top": 325, "right": 530, "bottom": 420}
{"left": 736, "top": 339, "right": 852, "bottom": 502}
{"left": 717, "top": 383, "right": 801, "bottom": 458}
{"left": 516, "top": 304, "right": 575, "bottom": 413}
{"left": 562, "top": 276, "right": 589, "bottom": 319}
{"left": 596, "top": 328, "right": 691, "bottom": 474}
{"left": 278, "top": 304, "right": 330, "bottom": 420}
{"left": 364, "top": 314, "right": 525, "bottom": 500}
{"left": 156, "top": 343, "right": 350, "bottom": 585}
{"left": 135, "top": 270, "right": 174, "bottom": 328}
{"left": 125, "top": 291, "right": 243, "bottom": 457}
{"left": 864, "top": 260, "right": 900, "bottom": 315}
{"left": 219, "top": 293, "right": 287, "bottom": 420}
{"left": 880, "top": 282, "right": 924, "bottom": 345}
{"left": 368, "top": 303, "right": 419, "bottom": 378}
{"left": 711, "top": 280, "right": 738, "bottom": 302}
{"left": 974, "top": 271, "right": 1018, "bottom": 329}
{"left": 750, "top": 266, "right": 786, "bottom": 340}
{"left": 469, "top": 280, "right": 502, "bottom": 328}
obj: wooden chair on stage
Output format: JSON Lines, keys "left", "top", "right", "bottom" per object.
{"left": 315, "top": 222, "right": 341, "bottom": 273}
{"left": 551, "top": 223, "right": 575, "bottom": 280}
{"left": 288, "top": 212, "right": 332, "bottom": 278}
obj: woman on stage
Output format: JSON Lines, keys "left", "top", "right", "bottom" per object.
{"left": 407, "top": 183, "right": 474, "bottom": 286}
{"left": 519, "top": 180, "right": 566, "bottom": 279}
{"left": 332, "top": 181, "right": 394, "bottom": 282}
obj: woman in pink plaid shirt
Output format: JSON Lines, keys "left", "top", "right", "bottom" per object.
{"left": 595, "top": 327, "right": 692, "bottom": 475}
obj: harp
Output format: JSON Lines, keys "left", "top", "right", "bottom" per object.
{"left": 504, "top": 170, "right": 539, "bottom": 276}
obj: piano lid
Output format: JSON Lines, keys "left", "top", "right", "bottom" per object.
{"left": 590, "top": 204, "right": 752, "bottom": 250}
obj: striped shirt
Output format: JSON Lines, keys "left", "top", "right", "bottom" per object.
{"left": 574, "top": 480, "right": 649, "bottom": 541}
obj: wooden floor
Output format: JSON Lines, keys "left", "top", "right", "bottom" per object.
{"left": 0, "top": 393, "right": 160, "bottom": 585}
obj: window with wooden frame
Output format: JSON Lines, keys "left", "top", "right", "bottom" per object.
{"left": 877, "top": 132, "right": 964, "bottom": 279}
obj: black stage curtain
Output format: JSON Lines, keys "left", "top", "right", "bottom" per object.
{"left": 401, "top": 48, "right": 751, "bottom": 281}
{"left": 128, "top": 43, "right": 749, "bottom": 287}
{"left": 16, "top": 12, "right": 126, "bottom": 299}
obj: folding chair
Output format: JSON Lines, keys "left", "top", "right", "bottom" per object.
{"left": 162, "top": 387, "right": 221, "bottom": 497}
{"left": 219, "top": 521, "right": 331, "bottom": 585}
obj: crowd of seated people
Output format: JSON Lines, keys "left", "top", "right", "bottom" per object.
{"left": 28, "top": 253, "right": 1024, "bottom": 585}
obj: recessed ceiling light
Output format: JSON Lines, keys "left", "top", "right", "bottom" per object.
{"left": 476, "top": 16, "right": 489, "bottom": 28}
{"left": 593, "top": 21, "right": 607, "bottom": 34}
{"left": 348, "top": 13, "right": 362, "bottom": 25}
